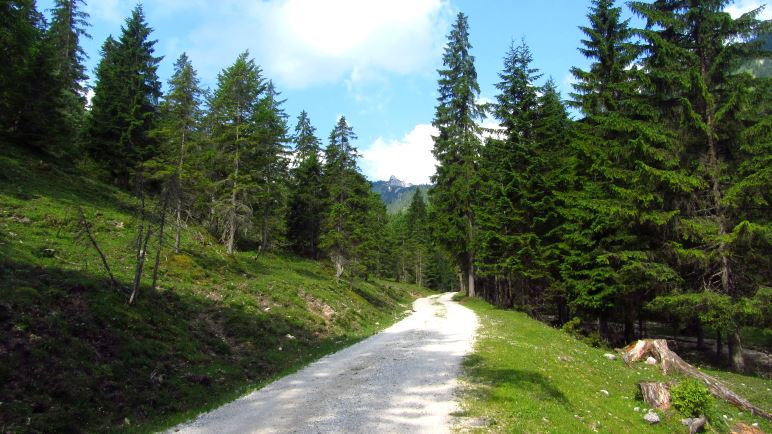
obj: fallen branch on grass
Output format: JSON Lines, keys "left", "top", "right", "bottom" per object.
{"left": 621, "top": 339, "right": 771, "bottom": 421}
{"left": 77, "top": 205, "right": 123, "bottom": 293}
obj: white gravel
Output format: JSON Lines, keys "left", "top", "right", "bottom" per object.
{"left": 168, "top": 292, "right": 478, "bottom": 434}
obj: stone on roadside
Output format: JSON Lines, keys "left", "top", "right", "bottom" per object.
{"left": 645, "top": 356, "right": 657, "bottom": 365}
{"left": 603, "top": 353, "right": 616, "bottom": 360}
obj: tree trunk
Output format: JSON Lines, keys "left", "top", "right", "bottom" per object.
{"left": 151, "top": 193, "right": 169, "bottom": 291}
{"left": 716, "top": 330, "right": 723, "bottom": 361}
{"left": 599, "top": 314, "right": 609, "bottom": 340}
{"left": 467, "top": 259, "right": 475, "bottom": 297}
{"left": 174, "top": 129, "right": 185, "bottom": 254}
{"left": 227, "top": 129, "right": 239, "bottom": 256}
{"left": 639, "top": 382, "right": 671, "bottom": 410}
{"left": 696, "top": 320, "right": 705, "bottom": 350}
{"left": 624, "top": 308, "right": 634, "bottom": 344}
{"left": 622, "top": 339, "right": 771, "bottom": 421}
{"left": 729, "top": 331, "right": 745, "bottom": 373}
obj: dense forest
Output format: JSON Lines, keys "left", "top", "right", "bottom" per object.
{"left": 1, "top": 0, "right": 769, "bottom": 379}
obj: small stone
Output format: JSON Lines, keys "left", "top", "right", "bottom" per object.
{"left": 643, "top": 411, "right": 660, "bottom": 424}
{"left": 633, "top": 407, "right": 640, "bottom": 412}
{"left": 603, "top": 353, "right": 617, "bottom": 360}
{"left": 645, "top": 356, "right": 657, "bottom": 365}
{"left": 42, "top": 248, "right": 56, "bottom": 257}
{"left": 600, "top": 389, "right": 609, "bottom": 397}
{"left": 723, "top": 415, "right": 728, "bottom": 419}
{"left": 753, "top": 423, "right": 759, "bottom": 427}
{"left": 682, "top": 418, "right": 695, "bottom": 426}
{"left": 285, "top": 334, "right": 295, "bottom": 340}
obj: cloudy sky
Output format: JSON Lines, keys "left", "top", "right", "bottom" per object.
{"left": 39, "top": 0, "right": 769, "bottom": 184}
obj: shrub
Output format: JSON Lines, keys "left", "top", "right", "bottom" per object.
{"left": 671, "top": 379, "right": 714, "bottom": 417}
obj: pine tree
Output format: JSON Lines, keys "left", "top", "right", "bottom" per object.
{"left": 287, "top": 111, "right": 325, "bottom": 258}
{"left": 631, "top": 0, "right": 768, "bottom": 370}
{"left": 430, "top": 12, "right": 486, "bottom": 296}
{"left": 87, "top": 5, "right": 162, "bottom": 187}
{"left": 209, "top": 51, "right": 266, "bottom": 254}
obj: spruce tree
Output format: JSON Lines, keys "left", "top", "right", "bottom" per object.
{"left": 320, "top": 116, "right": 375, "bottom": 281}
{"left": 0, "top": 0, "right": 42, "bottom": 138}
{"left": 430, "top": 12, "right": 486, "bottom": 296}
{"left": 155, "top": 53, "right": 204, "bottom": 253}
{"left": 209, "top": 51, "right": 265, "bottom": 254}
{"left": 87, "top": 5, "right": 161, "bottom": 187}
{"left": 287, "top": 111, "right": 325, "bottom": 258}
{"left": 631, "top": 0, "right": 768, "bottom": 370}
{"left": 406, "top": 190, "right": 430, "bottom": 287}
{"left": 252, "top": 81, "right": 290, "bottom": 252}
{"left": 561, "top": 0, "right": 685, "bottom": 342}
{"left": 476, "top": 39, "right": 537, "bottom": 306}
{"left": 46, "top": 0, "right": 90, "bottom": 149}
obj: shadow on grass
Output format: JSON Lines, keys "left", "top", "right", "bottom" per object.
{"left": 0, "top": 258, "right": 394, "bottom": 433}
{"left": 463, "top": 354, "right": 570, "bottom": 406}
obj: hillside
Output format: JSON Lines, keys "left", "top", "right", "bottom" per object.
{"left": 371, "top": 176, "right": 431, "bottom": 214}
{"left": 0, "top": 145, "right": 429, "bottom": 433}
{"left": 456, "top": 297, "right": 771, "bottom": 433}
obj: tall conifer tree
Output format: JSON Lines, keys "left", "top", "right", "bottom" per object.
{"left": 287, "top": 111, "right": 325, "bottom": 258}
{"left": 430, "top": 12, "right": 486, "bottom": 296}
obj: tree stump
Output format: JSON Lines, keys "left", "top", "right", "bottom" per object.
{"left": 639, "top": 382, "right": 671, "bottom": 410}
{"left": 621, "top": 339, "right": 771, "bottom": 421}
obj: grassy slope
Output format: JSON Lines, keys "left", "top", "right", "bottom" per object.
{"left": 456, "top": 297, "right": 771, "bottom": 434}
{"left": 0, "top": 145, "right": 430, "bottom": 433}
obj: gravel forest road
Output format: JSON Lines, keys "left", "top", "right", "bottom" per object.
{"left": 169, "top": 292, "right": 478, "bottom": 434}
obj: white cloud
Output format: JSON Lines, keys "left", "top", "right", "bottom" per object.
{"left": 360, "top": 124, "right": 438, "bottom": 185}
{"left": 725, "top": 0, "right": 771, "bottom": 19}
{"left": 178, "top": 0, "right": 451, "bottom": 89}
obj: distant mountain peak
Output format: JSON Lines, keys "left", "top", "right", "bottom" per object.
{"left": 388, "top": 175, "right": 411, "bottom": 188}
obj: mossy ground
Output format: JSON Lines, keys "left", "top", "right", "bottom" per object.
{"left": 0, "top": 145, "right": 430, "bottom": 433}
{"left": 455, "top": 297, "right": 771, "bottom": 433}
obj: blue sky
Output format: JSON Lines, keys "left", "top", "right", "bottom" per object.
{"left": 39, "top": 0, "right": 768, "bottom": 184}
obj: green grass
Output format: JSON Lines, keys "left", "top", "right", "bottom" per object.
{"left": 0, "top": 145, "right": 431, "bottom": 433}
{"left": 455, "top": 297, "right": 771, "bottom": 433}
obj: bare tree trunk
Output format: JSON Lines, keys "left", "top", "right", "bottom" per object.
{"left": 174, "top": 129, "right": 186, "bottom": 254}
{"left": 729, "top": 331, "right": 745, "bottom": 373}
{"left": 227, "top": 128, "right": 240, "bottom": 256}
{"left": 467, "top": 259, "right": 475, "bottom": 297}
{"left": 151, "top": 192, "right": 169, "bottom": 291}
{"left": 622, "top": 339, "right": 770, "bottom": 420}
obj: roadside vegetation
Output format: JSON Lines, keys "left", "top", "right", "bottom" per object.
{"left": 0, "top": 144, "right": 430, "bottom": 433}
{"left": 455, "top": 297, "right": 771, "bottom": 433}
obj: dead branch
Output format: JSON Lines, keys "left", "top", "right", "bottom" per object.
{"left": 77, "top": 205, "right": 121, "bottom": 292}
{"left": 622, "top": 339, "right": 771, "bottom": 421}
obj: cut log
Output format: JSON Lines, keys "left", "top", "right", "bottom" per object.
{"left": 621, "top": 339, "right": 771, "bottom": 421}
{"left": 639, "top": 382, "right": 671, "bottom": 410}
{"left": 686, "top": 416, "right": 707, "bottom": 434}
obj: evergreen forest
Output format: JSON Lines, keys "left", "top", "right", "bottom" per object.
{"left": 0, "top": 0, "right": 770, "bottom": 431}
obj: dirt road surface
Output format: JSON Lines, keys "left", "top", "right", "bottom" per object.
{"left": 169, "top": 292, "right": 478, "bottom": 434}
